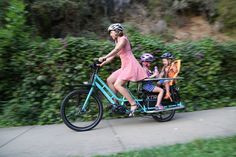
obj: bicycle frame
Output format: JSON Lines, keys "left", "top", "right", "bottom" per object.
{"left": 81, "top": 63, "right": 184, "bottom": 113}
{"left": 82, "top": 73, "right": 146, "bottom": 112}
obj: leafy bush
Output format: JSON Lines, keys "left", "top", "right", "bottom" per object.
{"left": 1, "top": 28, "right": 236, "bottom": 126}
{"left": 0, "top": 1, "right": 235, "bottom": 126}
{"left": 166, "top": 39, "right": 236, "bottom": 110}
{"left": 147, "top": 0, "right": 217, "bottom": 26}
{"left": 0, "top": 0, "right": 9, "bottom": 25}
{"left": 30, "top": 0, "right": 89, "bottom": 38}
{"left": 0, "top": 0, "right": 31, "bottom": 113}
{"left": 217, "top": 0, "right": 236, "bottom": 34}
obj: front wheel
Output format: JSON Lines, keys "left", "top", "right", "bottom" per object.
{"left": 152, "top": 110, "right": 175, "bottom": 122}
{"left": 60, "top": 90, "right": 103, "bottom": 131}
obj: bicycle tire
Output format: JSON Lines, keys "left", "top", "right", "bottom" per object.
{"left": 60, "top": 90, "right": 103, "bottom": 131}
{"left": 152, "top": 110, "right": 175, "bottom": 122}
{"left": 171, "top": 86, "right": 181, "bottom": 103}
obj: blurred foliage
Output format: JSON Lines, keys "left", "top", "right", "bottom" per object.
{"left": 1, "top": 27, "right": 236, "bottom": 126}
{"left": 217, "top": 0, "right": 236, "bottom": 34}
{"left": 28, "top": 0, "right": 126, "bottom": 38}
{"left": 30, "top": 0, "right": 89, "bottom": 38}
{"left": 1, "top": 0, "right": 235, "bottom": 38}
{"left": 0, "top": 0, "right": 9, "bottom": 26}
{"left": 0, "top": 0, "right": 31, "bottom": 113}
{"left": 147, "top": 0, "right": 217, "bottom": 26}
{"left": 166, "top": 39, "right": 236, "bottom": 110}
{"left": 0, "top": 0, "right": 236, "bottom": 127}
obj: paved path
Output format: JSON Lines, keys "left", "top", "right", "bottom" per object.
{"left": 0, "top": 107, "right": 236, "bottom": 157}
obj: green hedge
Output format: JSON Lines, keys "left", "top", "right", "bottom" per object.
{"left": 0, "top": 31, "right": 236, "bottom": 126}
{"left": 167, "top": 39, "right": 236, "bottom": 110}
{"left": 0, "top": 1, "right": 235, "bottom": 126}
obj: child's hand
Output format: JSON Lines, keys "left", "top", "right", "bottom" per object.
{"left": 154, "top": 70, "right": 159, "bottom": 77}
{"left": 153, "top": 66, "right": 159, "bottom": 77}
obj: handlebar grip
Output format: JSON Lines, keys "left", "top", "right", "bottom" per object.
{"left": 89, "top": 58, "right": 107, "bottom": 69}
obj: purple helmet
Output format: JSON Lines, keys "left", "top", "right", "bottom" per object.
{"left": 140, "top": 53, "right": 155, "bottom": 62}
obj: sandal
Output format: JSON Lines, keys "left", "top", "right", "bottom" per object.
{"left": 129, "top": 104, "right": 138, "bottom": 117}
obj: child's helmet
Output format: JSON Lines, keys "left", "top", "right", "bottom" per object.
{"left": 108, "top": 23, "right": 124, "bottom": 33}
{"left": 140, "top": 53, "right": 155, "bottom": 62}
{"left": 160, "top": 52, "right": 175, "bottom": 59}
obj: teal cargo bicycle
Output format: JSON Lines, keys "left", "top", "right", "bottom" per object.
{"left": 60, "top": 60, "right": 185, "bottom": 131}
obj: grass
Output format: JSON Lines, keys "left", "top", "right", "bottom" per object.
{"left": 95, "top": 135, "right": 236, "bottom": 157}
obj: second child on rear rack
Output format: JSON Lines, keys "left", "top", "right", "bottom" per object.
{"left": 140, "top": 53, "right": 164, "bottom": 110}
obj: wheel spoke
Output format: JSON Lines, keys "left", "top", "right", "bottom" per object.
{"left": 61, "top": 90, "right": 103, "bottom": 131}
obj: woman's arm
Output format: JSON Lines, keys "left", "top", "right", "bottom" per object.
{"left": 99, "top": 56, "right": 115, "bottom": 67}
{"left": 99, "top": 37, "right": 126, "bottom": 61}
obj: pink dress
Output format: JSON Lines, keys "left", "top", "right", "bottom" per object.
{"left": 110, "top": 36, "right": 147, "bottom": 81}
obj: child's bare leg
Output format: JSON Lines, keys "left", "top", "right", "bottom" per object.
{"left": 114, "top": 79, "right": 136, "bottom": 110}
{"left": 152, "top": 86, "right": 164, "bottom": 107}
{"left": 164, "top": 82, "right": 173, "bottom": 101}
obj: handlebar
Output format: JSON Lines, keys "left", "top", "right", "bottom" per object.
{"left": 89, "top": 58, "right": 106, "bottom": 69}
{"left": 88, "top": 58, "right": 107, "bottom": 83}
{"left": 89, "top": 61, "right": 100, "bottom": 69}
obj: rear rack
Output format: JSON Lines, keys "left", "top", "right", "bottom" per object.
{"left": 145, "top": 103, "right": 185, "bottom": 113}
{"left": 142, "top": 77, "right": 184, "bottom": 82}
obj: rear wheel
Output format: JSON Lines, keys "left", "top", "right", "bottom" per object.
{"left": 60, "top": 90, "right": 103, "bottom": 131}
{"left": 152, "top": 110, "right": 175, "bottom": 122}
{"left": 170, "top": 86, "right": 181, "bottom": 102}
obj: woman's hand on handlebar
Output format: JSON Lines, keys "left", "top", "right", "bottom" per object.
{"left": 97, "top": 62, "right": 105, "bottom": 67}
{"left": 97, "top": 56, "right": 114, "bottom": 67}
{"left": 96, "top": 57, "right": 106, "bottom": 67}
{"left": 98, "top": 57, "right": 106, "bottom": 63}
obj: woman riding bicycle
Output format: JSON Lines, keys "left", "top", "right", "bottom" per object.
{"left": 98, "top": 23, "right": 147, "bottom": 116}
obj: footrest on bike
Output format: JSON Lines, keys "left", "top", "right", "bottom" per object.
{"left": 145, "top": 104, "right": 185, "bottom": 114}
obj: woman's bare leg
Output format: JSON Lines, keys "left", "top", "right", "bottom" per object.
{"left": 107, "top": 74, "right": 118, "bottom": 94}
{"left": 114, "top": 79, "right": 136, "bottom": 110}
{"left": 106, "top": 74, "right": 120, "bottom": 105}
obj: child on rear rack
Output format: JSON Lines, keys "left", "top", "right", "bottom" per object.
{"left": 159, "top": 52, "right": 179, "bottom": 101}
{"left": 140, "top": 53, "right": 164, "bottom": 110}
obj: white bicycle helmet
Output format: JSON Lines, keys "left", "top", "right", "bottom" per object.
{"left": 108, "top": 23, "right": 124, "bottom": 33}
{"left": 140, "top": 53, "right": 155, "bottom": 62}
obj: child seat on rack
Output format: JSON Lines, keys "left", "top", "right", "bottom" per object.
{"left": 168, "top": 59, "right": 181, "bottom": 86}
